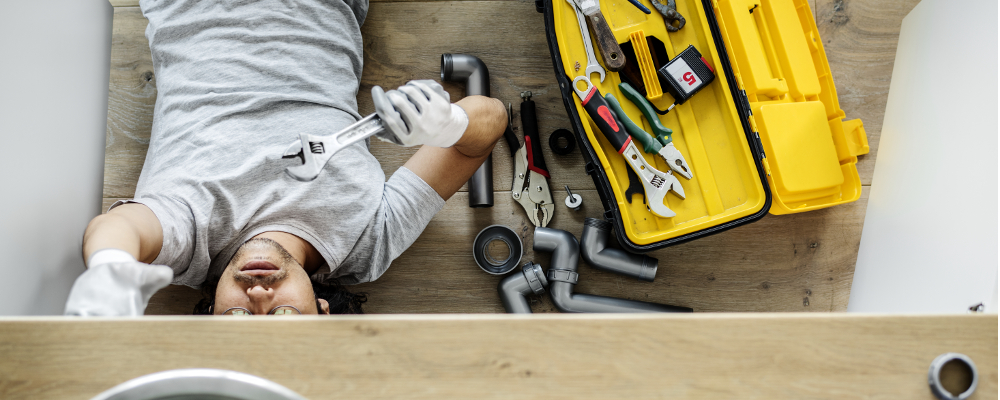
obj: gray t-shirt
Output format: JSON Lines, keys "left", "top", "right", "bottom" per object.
{"left": 122, "top": 0, "right": 444, "bottom": 288}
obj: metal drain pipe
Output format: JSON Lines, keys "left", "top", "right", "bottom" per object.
{"left": 497, "top": 262, "right": 548, "bottom": 313}
{"left": 441, "top": 53, "right": 493, "bottom": 208}
{"left": 534, "top": 227, "right": 692, "bottom": 313}
{"left": 581, "top": 218, "right": 657, "bottom": 282}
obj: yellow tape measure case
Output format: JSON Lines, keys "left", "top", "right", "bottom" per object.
{"left": 541, "top": 0, "right": 869, "bottom": 252}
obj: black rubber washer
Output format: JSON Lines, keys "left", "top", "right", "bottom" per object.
{"left": 549, "top": 128, "right": 576, "bottom": 155}
{"left": 472, "top": 225, "right": 522, "bottom": 275}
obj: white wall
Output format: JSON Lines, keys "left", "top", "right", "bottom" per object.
{"left": 848, "top": 0, "right": 998, "bottom": 313}
{"left": 0, "top": 0, "right": 113, "bottom": 315}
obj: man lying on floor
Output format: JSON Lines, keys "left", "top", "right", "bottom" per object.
{"left": 64, "top": 0, "right": 506, "bottom": 316}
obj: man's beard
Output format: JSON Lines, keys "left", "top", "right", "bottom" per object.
{"left": 226, "top": 237, "right": 299, "bottom": 287}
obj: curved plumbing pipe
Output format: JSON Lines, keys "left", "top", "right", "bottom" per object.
{"left": 441, "top": 53, "right": 493, "bottom": 208}
{"left": 581, "top": 218, "right": 657, "bottom": 282}
{"left": 534, "top": 227, "right": 692, "bottom": 313}
{"left": 497, "top": 262, "right": 548, "bottom": 313}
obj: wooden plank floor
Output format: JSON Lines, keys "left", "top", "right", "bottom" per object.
{"left": 1, "top": 315, "right": 996, "bottom": 399}
{"left": 102, "top": 0, "right": 920, "bottom": 314}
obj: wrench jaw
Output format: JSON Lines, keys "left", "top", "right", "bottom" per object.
{"left": 641, "top": 170, "right": 685, "bottom": 218}
{"left": 283, "top": 133, "right": 334, "bottom": 182}
{"left": 661, "top": 171, "right": 685, "bottom": 199}
{"left": 645, "top": 184, "right": 676, "bottom": 218}
{"left": 567, "top": 0, "right": 606, "bottom": 83}
{"left": 657, "top": 143, "right": 693, "bottom": 180}
{"left": 622, "top": 142, "right": 684, "bottom": 218}
{"left": 283, "top": 140, "right": 303, "bottom": 158}
{"left": 585, "top": 65, "right": 606, "bottom": 84}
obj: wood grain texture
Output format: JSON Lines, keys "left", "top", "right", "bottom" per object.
{"left": 357, "top": 187, "right": 869, "bottom": 314}
{"left": 103, "top": 3, "right": 588, "bottom": 198}
{"left": 0, "top": 315, "right": 995, "bottom": 399}
{"left": 106, "top": 0, "right": 914, "bottom": 193}
{"left": 140, "top": 187, "right": 867, "bottom": 315}
{"left": 104, "top": 6, "right": 155, "bottom": 198}
{"left": 105, "top": 0, "right": 902, "bottom": 314}
{"left": 813, "top": 0, "right": 921, "bottom": 185}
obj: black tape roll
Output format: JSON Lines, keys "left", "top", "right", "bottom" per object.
{"left": 549, "top": 128, "right": 577, "bottom": 155}
{"left": 472, "top": 225, "right": 523, "bottom": 275}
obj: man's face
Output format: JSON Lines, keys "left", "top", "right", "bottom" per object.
{"left": 214, "top": 238, "right": 330, "bottom": 315}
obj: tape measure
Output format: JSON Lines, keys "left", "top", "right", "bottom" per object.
{"left": 656, "top": 45, "right": 716, "bottom": 113}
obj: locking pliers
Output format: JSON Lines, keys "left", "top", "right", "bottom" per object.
{"left": 506, "top": 94, "right": 554, "bottom": 227}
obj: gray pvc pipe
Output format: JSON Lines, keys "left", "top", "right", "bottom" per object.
{"left": 534, "top": 227, "right": 692, "bottom": 313}
{"left": 581, "top": 218, "right": 658, "bottom": 282}
{"left": 497, "top": 263, "right": 548, "bottom": 314}
{"left": 441, "top": 53, "right": 493, "bottom": 208}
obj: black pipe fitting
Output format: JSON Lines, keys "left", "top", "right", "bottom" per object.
{"left": 441, "top": 53, "right": 493, "bottom": 208}
{"left": 581, "top": 218, "right": 658, "bottom": 282}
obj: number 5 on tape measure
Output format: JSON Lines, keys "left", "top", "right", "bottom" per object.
{"left": 658, "top": 45, "right": 716, "bottom": 105}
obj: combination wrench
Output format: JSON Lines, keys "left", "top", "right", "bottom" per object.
{"left": 566, "top": 0, "right": 605, "bottom": 83}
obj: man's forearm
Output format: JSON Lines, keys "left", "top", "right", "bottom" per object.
{"left": 82, "top": 204, "right": 163, "bottom": 265}
{"left": 452, "top": 95, "right": 507, "bottom": 159}
{"left": 401, "top": 94, "right": 507, "bottom": 200}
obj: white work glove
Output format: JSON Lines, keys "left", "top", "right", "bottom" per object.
{"left": 64, "top": 249, "right": 173, "bottom": 317}
{"left": 372, "top": 80, "right": 469, "bottom": 148}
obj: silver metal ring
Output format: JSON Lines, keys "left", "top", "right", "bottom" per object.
{"left": 928, "top": 353, "right": 978, "bottom": 400}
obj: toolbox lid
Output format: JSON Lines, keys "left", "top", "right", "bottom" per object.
{"left": 758, "top": 102, "right": 843, "bottom": 199}
{"left": 544, "top": 0, "right": 870, "bottom": 251}
{"left": 712, "top": 0, "right": 869, "bottom": 214}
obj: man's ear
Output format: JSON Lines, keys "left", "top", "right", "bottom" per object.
{"left": 317, "top": 298, "right": 330, "bottom": 314}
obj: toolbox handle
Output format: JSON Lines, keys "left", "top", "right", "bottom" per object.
{"left": 577, "top": 84, "right": 631, "bottom": 153}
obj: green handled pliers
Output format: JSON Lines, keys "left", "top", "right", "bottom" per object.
{"left": 605, "top": 83, "right": 693, "bottom": 180}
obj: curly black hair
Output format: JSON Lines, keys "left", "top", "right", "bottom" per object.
{"left": 193, "top": 279, "right": 367, "bottom": 315}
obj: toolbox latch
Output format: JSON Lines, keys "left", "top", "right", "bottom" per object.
{"left": 841, "top": 118, "right": 869, "bottom": 157}
{"left": 584, "top": 162, "right": 598, "bottom": 176}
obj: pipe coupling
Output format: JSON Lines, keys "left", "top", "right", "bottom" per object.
{"left": 522, "top": 262, "right": 548, "bottom": 295}
{"left": 547, "top": 269, "right": 579, "bottom": 285}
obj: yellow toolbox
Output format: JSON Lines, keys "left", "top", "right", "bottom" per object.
{"left": 542, "top": 0, "right": 869, "bottom": 251}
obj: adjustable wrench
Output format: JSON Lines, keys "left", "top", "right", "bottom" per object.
{"left": 572, "top": 76, "right": 683, "bottom": 218}
{"left": 566, "top": 0, "right": 605, "bottom": 83}
{"left": 282, "top": 113, "right": 398, "bottom": 182}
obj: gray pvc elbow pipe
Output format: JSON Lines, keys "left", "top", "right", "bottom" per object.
{"left": 497, "top": 262, "right": 548, "bottom": 314}
{"left": 534, "top": 227, "right": 692, "bottom": 313}
{"left": 581, "top": 218, "right": 658, "bottom": 282}
{"left": 441, "top": 53, "right": 492, "bottom": 208}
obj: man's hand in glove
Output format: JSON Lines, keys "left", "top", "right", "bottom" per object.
{"left": 64, "top": 249, "right": 172, "bottom": 317}
{"left": 372, "top": 80, "right": 469, "bottom": 148}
